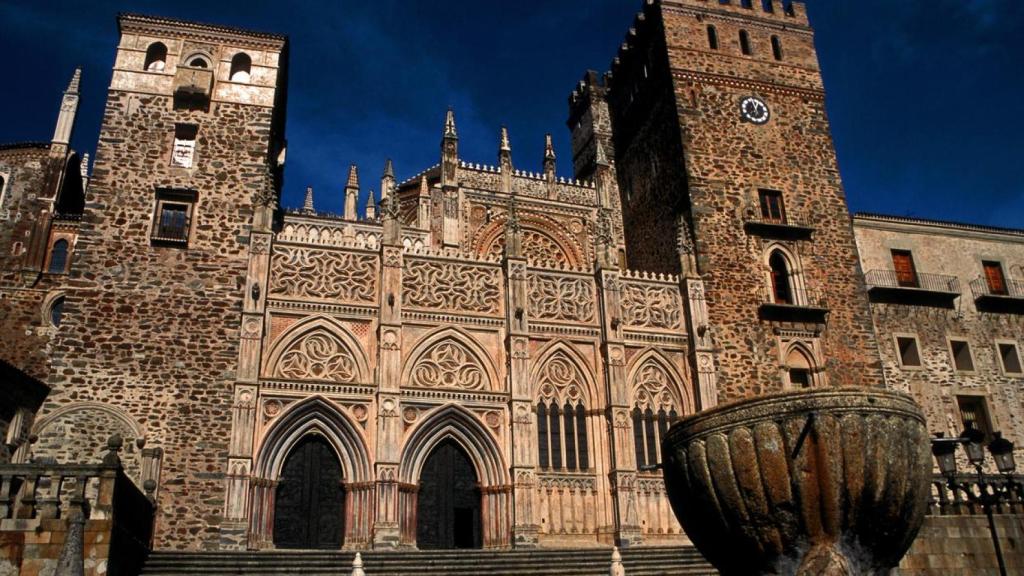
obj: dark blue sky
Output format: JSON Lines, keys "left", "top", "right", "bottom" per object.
{"left": 1, "top": 0, "right": 1021, "bottom": 228}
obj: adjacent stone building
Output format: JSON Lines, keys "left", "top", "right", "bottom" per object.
{"left": 0, "top": 0, "right": 1020, "bottom": 564}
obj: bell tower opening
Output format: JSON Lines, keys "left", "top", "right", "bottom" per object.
{"left": 416, "top": 439, "right": 482, "bottom": 550}
{"left": 273, "top": 435, "right": 345, "bottom": 550}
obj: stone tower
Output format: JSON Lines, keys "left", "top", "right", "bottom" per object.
{"left": 589, "top": 0, "right": 883, "bottom": 401}
{"left": 39, "top": 14, "right": 288, "bottom": 549}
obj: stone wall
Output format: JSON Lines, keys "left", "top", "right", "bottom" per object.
{"left": 898, "top": 515, "right": 1024, "bottom": 575}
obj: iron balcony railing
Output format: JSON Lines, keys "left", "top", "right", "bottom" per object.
{"left": 151, "top": 218, "right": 190, "bottom": 244}
{"left": 865, "top": 269, "right": 961, "bottom": 294}
{"left": 970, "top": 277, "right": 1024, "bottom": 300}
{"left": 759, "top": 285, "right": 828, "bottom": 309}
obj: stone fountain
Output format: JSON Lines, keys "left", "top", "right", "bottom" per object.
{"left": 661, "top": 388, "right": 931, "bottom": 575}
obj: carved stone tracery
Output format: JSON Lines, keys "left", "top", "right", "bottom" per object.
{"left": 621, "top": 282, "right": 683, "bottom": 330}
{"left": 270, "top": 246, "right": 377, "bottom": 304}
{"left": 410, "top": 339, "right": 488, "bottom": 391}
{"left": 274, "top": 330, "right": 359, "bottom": 383}
{"left": 537, "top": 351, "right": 588, "bottom": 407}
{"left": 632, "top": 360, "right": 679, "bottom": 413}
{"left": 403, "top": 259, "right": 501, "bottom": 314}
{"left": 527, "top": 274, "right": 595, "bottom": 322}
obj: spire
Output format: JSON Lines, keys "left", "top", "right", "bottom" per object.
{"left": 344, "top": 165, "right": 359, "bottom": 220}
{"left": 365, "top": 189, "right": 377, "bottom": 220}
{"left": 499, "top": 126, "right": 513, "bottom": 194}
{"left": 383, "top": 158, "right": 394, "bottom": 179}
{"left": 500, "top": 126, "right": 511, "bottom": 153}
{"left": 419, "top": 175, "right": 430, "bottom": 196}
{"left": 52, "top": 67, "right": 82, "bottom": 146}
{"left": 444, "top": 107, "right": 458, "bottom": 139}
{"left": 381, "top": 159, "right": 396, "bottom": 203}
{"left": 66, "top": 67, "right": 82, "bottom": 94}
{"left": 543, "top": 133, "right": 557, "bottom": 182}
{"left": 346, "top": 164, "right": 360, "bottom": 190}
{"left": 302, "top": 186, "right": 315, "bottom": 215}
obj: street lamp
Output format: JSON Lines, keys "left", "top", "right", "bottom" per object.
{"left": 930, "top": 429, "right": 1017, "bottom": 576}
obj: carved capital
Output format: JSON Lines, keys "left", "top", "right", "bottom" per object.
{"left": 250, "top": 234, "right": 271, "bottom": 255}
{"left": 383, "top": 247, "right": 402, "bottom": 268}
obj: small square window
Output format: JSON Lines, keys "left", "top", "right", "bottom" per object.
{"left": 171, "top": 124, "right": 198, "bottom": 168}
{"left": 896, "top": 336, "right": 921, "bottom": 368}
{"left": 758, "top": 189, "right": 786, "bottom": 223}
{"left": 949, "top": 339, "right": 975, "bottom": 372}
{"left": 957, "top": 395, "right": 993, "bottom": 440}
{"left": 151, "top": 189, "right": 196, "bottom": 246}
{"left": 998, "top": 342, "right": 1022, "bottom": 375}
{"left": 789, "top": 368, "right": 811, "bottom": 389}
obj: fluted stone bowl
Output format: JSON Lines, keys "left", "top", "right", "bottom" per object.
{"left": 661, "top": 388, "right": 931, "bottom": 576}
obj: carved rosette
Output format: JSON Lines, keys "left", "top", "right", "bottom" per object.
{"left": 621, "top": 282, "right": 683, "bottom": 330}
{"left": 269, "top": 246, "right": 378, "bottom": 304}
{"left": 403, "top": 259, "right": 501, "bottom": 314}
{"left": 661, "top": 388, "right": 931, "bottom": 575}
{"left": 527, "top": 274, "right": 595, "bottom": 322}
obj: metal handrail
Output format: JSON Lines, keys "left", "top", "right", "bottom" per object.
{"left": 970, "top": 277, "right": 1024, "bottom": 299}
{"left": 865, "top": 269, "right": 961, "bottom": 294}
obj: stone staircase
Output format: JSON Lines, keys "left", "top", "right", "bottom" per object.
{"left": 141, "top": 546, "right": 717, "bottom": 575}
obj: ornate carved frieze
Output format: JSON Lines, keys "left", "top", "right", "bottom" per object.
{"left": 488, "top": 229, "right": 574, "bottom": 269}
{"left": 621, "top": 282, "right": 683, "bottom": 330}
{"left": 273, "top": 330, "right": 359, "bottom": 383}
{"left": 527, "top": 274, "right": 596, "bottom": 323}
{"left": 403, "top": 259, "right": 502, "bottom": 315}
{"left": 410, "top": 340, "right": 488, "bottom": 391}
{"left": 269, "top": 246, "right": 378, "bottom": 304}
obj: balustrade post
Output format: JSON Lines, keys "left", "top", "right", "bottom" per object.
{"left": 15, "top": 473, "right": 39, "bottom": 519}
{"left": 0, "top": 475, "right": 13, "bottom": 518}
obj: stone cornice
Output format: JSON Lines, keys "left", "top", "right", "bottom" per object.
{"left": 671, "top": 69, "right": 825, "bottom": 101}
{"left": 854, "top": 212, "right": 1024, "bottom": 243}
{"left": 118, "top": 12, "right": 287, "bottom": 50}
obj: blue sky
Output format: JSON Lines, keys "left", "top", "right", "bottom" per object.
{"left": 1, "top": 0, "right": 1021, "bottom": 228}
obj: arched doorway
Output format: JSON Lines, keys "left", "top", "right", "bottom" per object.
{"left": 273, "top": 435, "right": 345, "bottom": 549}
{"left": 416, "top": 439, "right": 482, "bottom": 549}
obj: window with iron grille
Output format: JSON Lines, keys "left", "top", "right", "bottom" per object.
{"left": 957, "top": 396, "right": 993, "bottom": 441}
{"left": 151, "top": 189, "right": 196, "bottom": 246}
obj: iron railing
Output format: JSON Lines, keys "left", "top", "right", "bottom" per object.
{"left": 759, "top": 285, "right": 827, "bottom": 309}
{"left": 151, "top": 218, "right": 190, "bottom": 244}
{"left": 970, "top": 277, "right": 1024, "bottom": 300}
{"left": 865, "top": 269, "right": 961, "bottom": 294}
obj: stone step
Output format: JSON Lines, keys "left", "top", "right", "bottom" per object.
{"left": 141, "top": 546, "right": 717, "bottom": 575}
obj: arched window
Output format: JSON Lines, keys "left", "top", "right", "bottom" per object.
{"left": 786, "top": 348, "right": 815, "bottom": 389}
{"left": 535, "top": 352, "right": 590, "bottom": 472}
{"left": 185, "top": 54, "right": 211, "bottom": 68}
{"left": 49, "top": 297, "right": 65, "bottom": 328}
{"left": 707, "top": 25, "right": 719, "bottom": 50}
{"left": 771, "top": 35, "right": 784, "bottom": 61}
{"left": 48, "top": 240, "right": 69, "bottom": 274}
{"left": 230, "top": 52, "right": 252, "bottom": 83}
{"left": 144, "top": 42, "right": 167, "bottom": 72}
{"left": 769, "top": 251, "right": 793, "bottom": 305}
{"left": 740, "top": 30, "right": 752, "bottom": 56}
{"left": 741, "top": 0, "right": 754, "bottom": 8}
{"left": 631, "top": 360, "right": 681, "bottom": 470}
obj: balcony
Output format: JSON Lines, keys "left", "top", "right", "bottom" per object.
{"left": 865, "top": 269, "right": 961, "bottom": 307}
{"left": 150, "top": 218, "right": 190, "bottom": 246}
{"left": 970, "top": 277, "right": 1024, "bottom": 314}
{"left": 758, "top": 287, "right": 829, "bottom": 324}
{"left": 743, "top": 215, "right": 815, "bottom": 241}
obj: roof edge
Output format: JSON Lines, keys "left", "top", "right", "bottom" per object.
{"left": 854, "top": 212, "right": 1024, "bottom": 238}
{"left": 118, "top": 12, "right": 288, "bottom": 46}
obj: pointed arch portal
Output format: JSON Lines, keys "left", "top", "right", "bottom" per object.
{"left": 416, "top": 439, "right": 482, "bottom": 549}
{"left": 273, "top": 435, "right": 345, "bottom": 549}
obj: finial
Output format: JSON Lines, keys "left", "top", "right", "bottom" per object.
{"left": 383, "top": 190, "right": 401, "bottom": 220}
{"left": 500, "top": 126, "right": 511, "bottom": 152}
{"left": 346, "top": 164, "right": 360, "bottom": 189}
{"left": 383, "top": 158, "right": 395, "bottom": 179}
{"left": 419, "top": 175, "right": 429, "bottom": 196}
{"left": 351, "top": 552, "right": 366, "bottom": 576}
{"left": 102, "top": 434, "right": 124, "bottom": 467}
{"left": 365, "top": 189, "right": 377, "bottom": 219}
{"left": 302, "top": 186, "right": 315, "bottom": 214}
{"left": 66, "top": 67, "right": 82, "bottom": 94}
{"left": 80, "top": 153, "right": 90, "bottom": 178}
{"left": 544, "top": 134, "right": 556, "bottom": 160}
{"left": 444, "top": 107, "right": 458, "bottom": 139}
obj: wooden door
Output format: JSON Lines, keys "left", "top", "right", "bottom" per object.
{"left": 984, "top": 261, "right": 1007, "bottom": 295}
{"left": 891, "top": 250, "right": 918, "bottom": 287}
{"left": 273, "top": 436, "right": 345, "bottom": 549}
{"left": 416, "top": 440, "right": 482, "bottom": 550}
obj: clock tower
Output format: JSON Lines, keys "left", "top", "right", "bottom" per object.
{"left": 583, "top": 0, "right": 884, "bottom": 402}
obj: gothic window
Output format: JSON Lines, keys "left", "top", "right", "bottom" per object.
{"left": 771, "top": 35, "right": 784, "bottom": 61}
{"left": 230, "top": 52, "right": 252, "bottom": 83}
{"left": 707, "top": 25, "right": 719, "bottom": 50}
{"left": 48, "top": 239, "right": 69, "bottom": 274}
{"left": 785, "top": 348, "right": 815, "bottom": 389}
{"left": 151, "top": 188, "right": 196, "bottom": 246}
{"left": 171, "top": 124, "right": 198, "bottom": 168}
{"left": 49, "top": 297, "right": 65, "bottom": 328}
{"left": 769, "top": 251, "right": 793, "bottom": 305}
{"left": 631, "top": 360, "right": 680, "bottom": 470}
{"left": 739, "top": 30, "right": 752, "bottom": 56}
{"left": 535, "top": 351, "right": 590, "bottom": 472}
{"left": 144, "top": 42, "right": 167, "bottom": 72}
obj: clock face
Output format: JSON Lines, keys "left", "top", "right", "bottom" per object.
{"left": 740, "top": 97, "right": 770, "bottom": 125}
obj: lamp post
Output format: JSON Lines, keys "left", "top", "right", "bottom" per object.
{"left": 931, "top": 429, "right": 1017, "bottom": 576}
